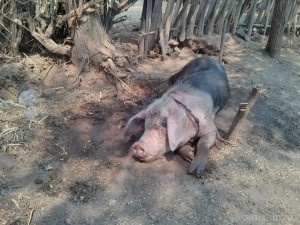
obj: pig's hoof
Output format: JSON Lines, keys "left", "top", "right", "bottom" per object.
{"left": 187, "top": 162, "right": 206, "bottom": 178}
{"left": 177, "top": 145, "right": 195, "bottom": 163}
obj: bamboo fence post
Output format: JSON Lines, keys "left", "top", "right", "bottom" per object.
{"left": 205, "top": 0, "right": 220, "bottom": 35}
{"left": 219, "top": 19, "right": 228, "bottom": 62}
{"left": 171, "top": 0, "right": 183, "bottom": 27}
{"left": 196, "top": 0, "right": 212, "bottom": 37}
{"left": 246, "top": 0, "right": 258, "bottom": 37}
{"left": 179, "top": 0, "right": 191, "bottom": 42}
{"left": 215, "top": 0, "right": 230, "bottom": 34}
{"left": 186, "top": 3, "right": 200, "bottom": 39}
{"left": 231, "top": 0, "right": 245, "bottom": 34}
{"left": 144, "top": 0, "right": 153, "bottom": 56}
{"left": 139, "top": 0, "right": 147, "bottom": 58}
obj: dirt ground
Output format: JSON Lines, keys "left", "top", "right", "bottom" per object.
{"left": 1, "top": 5, "right": 300, "bottom": 225}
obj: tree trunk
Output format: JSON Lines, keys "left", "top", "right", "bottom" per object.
{"left": 71, "top": 13, "right": 116, "bottom": 71}
{"left": 265, "top": 0, "right": 291, "bottom": 58}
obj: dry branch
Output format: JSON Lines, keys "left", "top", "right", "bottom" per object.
{"left": 32, "top": 27, "right": 71, "bottom": 55}
{"left": 56, "top": 0, "right": 100, "bottom": 28}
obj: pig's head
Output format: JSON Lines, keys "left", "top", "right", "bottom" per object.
{"left": 124, "top": 99, "right": 197, "bottom": 162}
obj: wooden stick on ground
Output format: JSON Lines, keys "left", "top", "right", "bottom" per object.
{"left": 226, "top": 85, "right": 262, "bottom": 142}
{"left": 226, "top": 103, "right": 248, "bottom": 142}
{"left": 245, "top": 85, "right": 262, "bottom": 109}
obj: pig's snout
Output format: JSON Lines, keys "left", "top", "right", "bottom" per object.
{"left": 132, "top": 142, "right": 157, "bottom": 162}
{"left": 132, "top": 143, "right": 146, "bottom": 158}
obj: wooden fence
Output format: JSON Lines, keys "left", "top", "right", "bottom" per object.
{"left": 139, "top": 0, "right": 300, "bottom": 58}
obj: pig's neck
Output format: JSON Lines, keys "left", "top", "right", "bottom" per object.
{"left": 166, "top": 85, "right": 217, "bottom": 137}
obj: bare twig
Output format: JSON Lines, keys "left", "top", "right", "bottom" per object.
{"left": 0, "top": 127, "right": 19, "bottom": 139}
{"left": 55, "top": 144, "right": 67, "bottom": 155}
{"left": 27, "top": 209, "right": 35, "bottom": 225}
{"left": 3, "top": 15, "right": 31, "bottom": 32}
{"left": 38, "top": 115, "right": 49, "bottom": 124}
{"left": 38, "top": 63, "right": 54, "bottom": 86}
{"left": 107, "top": 69, "right": 138, "bottom": 97}
{"left": 0, "top": 99, "right": 26, "bottom": 108}
{"left": 23, "top": 53, "right": 37, "bottom": 68}
{"left": 11, "top": 199, "right": 20, "bottom": 209}
{"left": 0, "top": 29, "right": 13, "bottom": 43}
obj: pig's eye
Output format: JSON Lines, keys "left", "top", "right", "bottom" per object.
{"left": 160, "top": 117, "right": 167, "bottom": 127}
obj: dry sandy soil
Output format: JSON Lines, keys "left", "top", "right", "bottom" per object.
{"left": 1, "top": 5, "right": 300, "bottom": 225}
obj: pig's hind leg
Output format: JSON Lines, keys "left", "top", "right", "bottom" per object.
{"left": 187, "top": 132, "right": 216, "bottom": 178}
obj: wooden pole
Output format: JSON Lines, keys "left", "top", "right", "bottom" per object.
{"left": 231, "top": 0, "right": 245, "bottom": 35}
{"left": 226, "top": 103, "right": 248, "bottom": 142}
{"left": 246, "top": 0, "right": 258, "bottom": 37}
{"left": 215, "top": 0, "right": 230, "bottom": 34}
{"left": 226, "top": 86, "right": 261, "bottom": 142}
{"left": 139, "top": 0, "right": 147, "bottom": 58}
{"left": 171, "top": 0, "right": 183, "bottom": 28}
{"left": 196, "top": 0, "right": 212, "bottom": 37}
{"left": 144, "top": 0, "right": 153, "bottom": 56}
{"left": 219, "top": 19, "right": 228, "bottom": 63}
{"left": 148, "top": 0, "right": 163, "bottom": 51}
{"left": 246, "top": 85, "right": 262, "bottom": 109}
{"left": 179, "top": 0, "right": 191, "bottom": 42}
{"left": 186, "top": 3, "right": 200, "bottom": 39}
{"left": 205, "top": 0, "right": 220, "bottom": 35}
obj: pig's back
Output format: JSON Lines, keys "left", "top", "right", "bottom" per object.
{"left": 170, "top": 57, "right": 230, "bottom": 109}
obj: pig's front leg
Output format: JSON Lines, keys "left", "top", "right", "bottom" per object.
{"left": 188, "top": 132, "right": 216, "bottom": 178}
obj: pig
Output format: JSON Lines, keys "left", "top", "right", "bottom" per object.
{"left": 124, "top": 56, "right": 230, "bottom": 177}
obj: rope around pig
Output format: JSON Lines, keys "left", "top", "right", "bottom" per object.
{"left": 173, "top": 98, "right": 236, "bottom": 147}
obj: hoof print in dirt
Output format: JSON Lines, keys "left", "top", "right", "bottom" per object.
{"left": 69, "top": 181, "right": 101, "bottom": 204}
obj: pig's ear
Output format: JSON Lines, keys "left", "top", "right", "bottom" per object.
{"left": 124, "top": 110, "right": 146, "bottom": 138}
{"left": 167, "top": 107, "right": 189, "bottom": 151}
